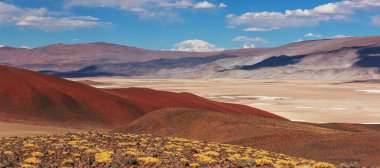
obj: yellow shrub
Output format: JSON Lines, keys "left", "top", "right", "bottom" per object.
{"left": 313, "top": 162, "right": 335, "bottom": 168}
{"left": 72, "top": 153, "right": 81, "bottom": 157}
{"left": 24, "top": 157, "right": 41, "bottom": 164}
{"left": 23, "top": 143, "right": 38, "bottom": 149}
{"left": 227, "top": 154, "right": 241, "bottom": 161}
{"left": 85, "top": 149, "right": 97, "bottom": 154}
{"left": 277, "top": 159, "right": 297, "bottom": 166}
{"left": 301, "top": 159, "right": 315, "bottom": 164}
{"left": 203, "top": 151, "right": 219, "bottom": 156}
{"left": 225, "top": 148, "right": 235, "bottom": 153}
{"left": 254, "top": 150, "right": 269, "bottom": 157}
{"left": 31, "top": 152, "right": 43, "bottom": 157}
{"left": 62, "top": 159, "right": 74, "bottom": 165}
{"left": 245, "top": 148, "right": 253, "bottom": 154}
{"left": 180, "top": 158, "right": 189, "bottom": 163}
{"left": 118, "top": 142, "right": 137, "bottom": 147}
{"left": 297, "top": 165, "right": 313, "bottom": 168}
{"left": 163, "top": 151, "right": 175, "bottom": 155}
{"left": 255, "top": 158, "right": 273, "bottom": 166}
{"left": 3, "top": 151, "right": 14, "bottom": 156}
{"left": 137, "top": 157, "right": 160, "bottom": 164}
{"left": 21, "top": 164, "right": 33, "bottom": 168}
{"left": 193, "top": 154, "right": 216, "bottom": 164}
{"left": 78, "top": 146, "right": 88, "bottom": 150}
{"left": 125, "top": 150, "right": 139, "bottom": 156}
{"left": 47, "top": 150, "right": 55, "bottom": 155}
{"left": 95, "top": 151, "right": 113, "bottom": 163}
{"left": 189, "top": 163, "right": 200, "bottom": 167}
{"left": 67, "top": 141, "right": 77, "bottom": 146}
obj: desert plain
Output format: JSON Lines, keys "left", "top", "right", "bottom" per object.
{"left": 71, "top": 77, "right": 380, "bottom": 124}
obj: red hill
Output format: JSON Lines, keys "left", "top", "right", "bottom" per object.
{"left": 114, "top": 108, "right": 380, "bottom": 165}
{"left": 0, "top": 65, "right": 144, "bottom": 128}
{"left": 102, "top": 87, "right": 288, "bottom": 121}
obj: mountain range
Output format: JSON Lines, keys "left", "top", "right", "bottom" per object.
{"left": 0, "top": 42, "right": 267, "bottom": 71}
{"left": 2, "top": 36, "right": 379, "bottom": 80}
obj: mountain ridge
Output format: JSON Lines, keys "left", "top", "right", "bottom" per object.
{"left": 2, "top": 36, "right": 380, "bottom": 80}
{"left": 0, "top": 42, "right": 268, "bottom": 71}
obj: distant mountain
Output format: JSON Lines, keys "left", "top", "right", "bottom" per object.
{"left": 3, "top": 36, "right": 380, "bottom": 80}
{"left": 165, "top": 36, "right": 380, "bottom": 80}
{"left": 42, "top": 54, "right": 236, "bottom": 77}
{"left": 0, "top": 42, "right": 267, "bottom": 71}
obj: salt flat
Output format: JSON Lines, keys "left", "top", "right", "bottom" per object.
{"left": 71, "top": 77, "right": 380, "bottom": 124}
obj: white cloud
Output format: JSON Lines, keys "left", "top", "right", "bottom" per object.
{"left": 244, "top": 27, "right": 278, "bottom": 32}
{"left": 0, "top": 2, "right": 107, "bottom": 30}
{"left": 232, "top": 36, "right": 266, "bottom": 49}
{"left": 0, "top": 45, "right": 5, "bottom": 48}
{"left": 172, "top": 39, "right": 224, "bottom": 52}
{"left": 65, "top": 0, "right": 224, "bottom": 19}
{"left": 194, "top": 1, "right": 216, "bottom": 9}
{"left": 243, "top": 44, "right": 256, "bottom": 48}
{"left": 20, "top": 45, "right": 31, "bottom": 49}
{"left": 219, "top": 3, "right": 227, "bottom": 8}
{"left": 65, "top": 0, "right": 192, "bottom": 20}
{"left": 232, "top": 36, "right": 267, "bottom": 43}
{"left": 304, "top": 33, "right": 352, "bottom": 39}
{"left": 295, "top": 39, "right": 304, "bottom": 42}
{"left": 65, "top": 0, "right": 194, "bottom": 9}
{"left": 305, "top": 33, "right": 323, "bottom": 38}
{"left": 331, "top": 34, "right": 352, "bottom": 38}
{"left": 372, "top": 15, "right": 380, "bottom": 26}
{"left": 16, "top": 16, "right": 110, "bottom": 30}
{"left": 227, "top": 0, "right": 380, "bottom": 30}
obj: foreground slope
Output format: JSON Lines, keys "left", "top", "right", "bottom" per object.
{"left": 0, "top": 132, "right": 332, "bottom": 168}
{"left": 102, "top": 87, "right": 287, "bottom": 120}
{"left": 115, "top": 108, "right": 380, "bottom": 165}
{"left": 0, "top": 65, "right": 144, "bottom": 128}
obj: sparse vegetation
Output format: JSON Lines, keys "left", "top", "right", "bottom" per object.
{"left": 0, "top": 132, "right": 334, "bottom": 167}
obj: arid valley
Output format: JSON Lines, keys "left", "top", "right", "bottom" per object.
{"left": 72, "top": 78, "right": 380, "bottom": 124}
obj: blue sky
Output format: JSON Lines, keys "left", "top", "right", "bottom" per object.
{"left": 1, "top": 0, "right": 380, "bottom": 51}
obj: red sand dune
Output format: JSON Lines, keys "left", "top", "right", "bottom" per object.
{"left": 103, "top": 87, "right": 288, "bottom": 121}
{"left": 0, "top": 65, "right": 144, "bottom": 128}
